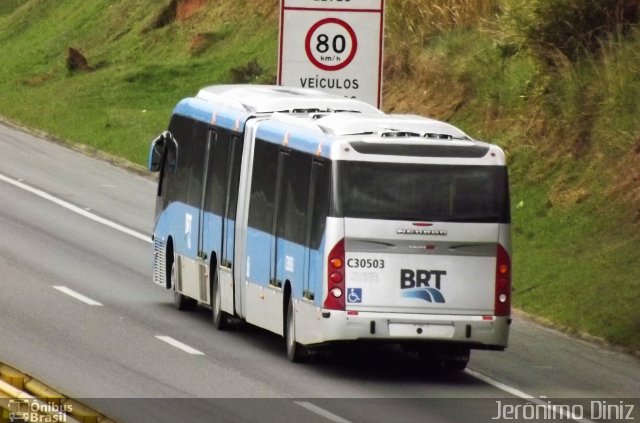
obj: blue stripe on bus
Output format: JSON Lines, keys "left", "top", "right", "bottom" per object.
{"left": 246, "top": 227, "right": 325, "bottom": 305}
{"left": 172, "top": 98, "right": 334, "bottom": 158}
{"left": 172, "top": 98, "right": 250, "bottom": 133}
{"left": 155, "top": 201, "right": 326, "bottom": 306}
{"left": 255, "top": 120, "right": 331, "bottom": 158}
{"left": 154, "top": 202, "right": 219, "bottom": 259}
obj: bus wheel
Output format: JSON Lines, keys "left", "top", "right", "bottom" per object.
{"left": 211, "top": 271, "right": 228, "bottom": 330}
{"left": 418, "top": 347, "right": 469, "bottom": 372}
{"left": 171, "top": 260, "right": 196, "bottom": 311}
{"left": 285, "top": 297, "right": 307, "bottom": 363}
{"left": 441, "top": 349, "right": 470, "bottom": 372}
{"left": 442, "top": 358, "right": 468, "bottom": 372}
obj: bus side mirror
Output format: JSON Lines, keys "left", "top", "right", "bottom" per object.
{"left": 148, "top": 131, "right": 170, "bottom": 172}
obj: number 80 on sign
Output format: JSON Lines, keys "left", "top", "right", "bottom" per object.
{"left": 304, "top": 18, "right": 358, "bottom": 71}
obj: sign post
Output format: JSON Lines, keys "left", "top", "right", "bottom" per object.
{"left": 278, "top": 0, "right": 385, "bottom": 108}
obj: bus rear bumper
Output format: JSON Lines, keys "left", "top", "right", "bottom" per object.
{"left": 316, "top": 311, "right": 510, "bottom": 349}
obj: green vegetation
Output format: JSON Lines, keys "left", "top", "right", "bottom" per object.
{"left": 0, "top": 0, "right": 638, "bottom": 351}
{"left": 0, "top": 0, "right": 278, "bottom": 163}
{"left": 385, "top": 0, "right": 640, "bottom": 350}
{"left": 0, "top": 0, "right": 28, "bottom": 16}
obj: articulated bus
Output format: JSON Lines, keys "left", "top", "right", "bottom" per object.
{"left": 148, "top": 85, "right": 511, "bottom": 369}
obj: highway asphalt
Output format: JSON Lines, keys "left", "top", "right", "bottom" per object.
{"left": 1, "top": 121, "right": 639, "bottom": 422}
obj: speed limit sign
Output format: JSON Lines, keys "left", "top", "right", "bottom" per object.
{"left": 304, "top": 18, "right": 358, "bottom": 71}
{"left": 278, "top": 0, "right": 385, "bottom": 107}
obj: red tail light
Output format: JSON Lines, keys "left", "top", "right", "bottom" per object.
{"left": 324, "top": 239, "right": 345, "bottom": 311}
{"left": 495, "top": 244, "right": 511, "bottom": 316}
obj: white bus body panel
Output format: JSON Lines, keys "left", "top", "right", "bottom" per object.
{"left": 176, "top": 255, "right": 209, "bottom": 305}
{"left": 343, "top": 219, "right": 498, "bottom": 315}
{"left": 245, "top": 283, "right": 284, "bottom": 336}
{"left": 219, "top": 266, "right": 234, "bottom": 315}
{"left": 233, "top": 118, "right": 262, "bottom": 320}
{"left": 319, "top": 312, "right": 510, "bottom": 347}
{"left": 295, "top": 299, "right": 325, "bottom": 345}
{"left": 295, "top": 218, "right": 511, "bottom": 348}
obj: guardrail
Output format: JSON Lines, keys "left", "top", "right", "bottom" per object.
{"left": 0, "top": 362, "right": 116, "bottom": 423}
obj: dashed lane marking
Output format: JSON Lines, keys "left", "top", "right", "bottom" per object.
{"left": 155, "top": 335, "right": 205, "bottom": 355}
{"left": 52, "top": 286, "right": 104, "bottom": 306}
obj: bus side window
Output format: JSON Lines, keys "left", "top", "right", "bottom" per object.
{"left": 248, "top": 139, "right": 279, "bottom": 232}
{"left": 165, "top": 141, "right": 177, "bottom": 173}
{"left": 185, "top": 123, "right": 207, "bottom": 209}
{"left": 158, "top": 141, "right": 175, "bottom": 197}
{"left": 277, "top": 150, "right": 311, "bottom": 246}
{"left": 225, "top": 135, "right": 243, "bottom": 222}
{"left": 205, "top": 129, "right": 229, "bottom": 216}
{"left": 163, "top": 115, "right": 193, "bottom": 202}
{"left": 309, "top": 159, "right": 331, "bottom": 249}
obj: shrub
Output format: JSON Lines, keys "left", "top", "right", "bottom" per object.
{"left": 500, "top": 0, "right": 639, "bottom": 62}
{"left": 386, "top": 0, "right": 498, "bottom": 47}
{"left": 229, "top": 58, "right": 265, "bottom": 83}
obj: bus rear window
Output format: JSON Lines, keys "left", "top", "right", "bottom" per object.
{"left": 335, "top": 162, "right": 510, "bottom": 223}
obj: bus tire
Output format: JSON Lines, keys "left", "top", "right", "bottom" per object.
{"left": 441, "top": 348, "right": 470, "bottom": 372}
{"left": 211, "top": 270, "right": 228, "bottom": 330}
{"left": 171, "top": 258, "right": 196, "bottom": 311}
{"left": 442, "top": 358, "right": 468, "bottom": 372}
{"left": 418, "top": 346, "right": 469, "bottom": 372}
{"left": 285, "top": 297, "right": 307, "bottom": 363}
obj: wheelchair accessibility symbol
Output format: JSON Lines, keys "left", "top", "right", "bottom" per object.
{"left": 347, "top": 288, "right": 362, "bottom": 303}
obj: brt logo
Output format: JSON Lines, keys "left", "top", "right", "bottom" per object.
{"left": 400, "top": 269, "right": 447, "bottom": 303}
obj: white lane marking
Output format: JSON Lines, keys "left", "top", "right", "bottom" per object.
{"left": 295, "top": 401, "right": 352, "bottom": 423}
{"left": 466, "top": 369, "right": 594, "bottom": 423}
{"left": 53, "top": 286, "right": 103, "bottom": 306}
{"left": 155, "top": 336, "right": 205, "bottom": 356}
{"left": 465, "top": 368, "right": 534, "bottom": 398}
{"left": 0, "top": 170, "right": 595, "bottom": 419}
{"left": 0, "top": 173, "right": 152, "bottom": 244}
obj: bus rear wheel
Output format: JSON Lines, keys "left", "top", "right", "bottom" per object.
{"left": 211, "top": 271, "right": 228, "bottom": 330}
{"left": 418, "top": 346, "right": 470, "bottom": 373}
{"left": 442, "top": 358, "right": 469, "bottom": 372}
{"left": 285, "top": 297, "right": 307, "bottom": 363}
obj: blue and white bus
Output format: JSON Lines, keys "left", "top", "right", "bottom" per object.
{"left": 148, "top": 85, "right": 511, "bottom": 369}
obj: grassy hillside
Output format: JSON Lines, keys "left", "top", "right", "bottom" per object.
{"left": 0, "top": 0, "right": 278, "bottom": 163}
{"left": 1, "top": 0, "right": 638, "bottom": 352}
{"left": 385, "top": 0, "right": 640, "bottom": 350}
